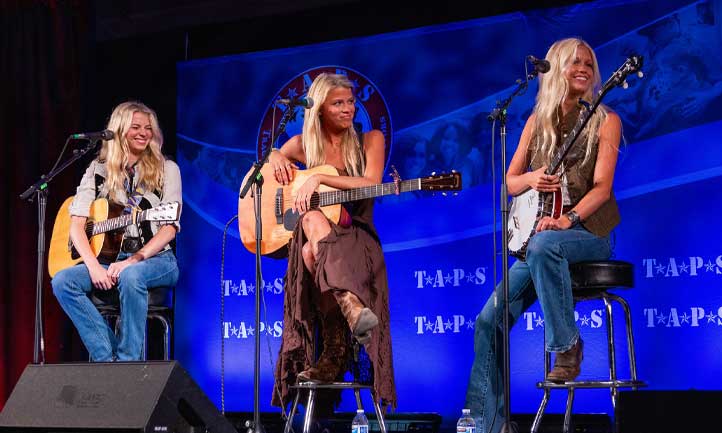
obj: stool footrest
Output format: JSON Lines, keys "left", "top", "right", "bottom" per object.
{"left": 536, "top": 379, "right": 647, "bottom": 389}
{"left": 291, "top": 381, "right": 373, "bottom": 390}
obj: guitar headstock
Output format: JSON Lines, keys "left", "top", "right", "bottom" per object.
{"left": 602, "top": 54, "right": 644, "bottom": 94}
{"left": 420, "top": 171, "right": 462, "bottom": 192}
{"left": 142, "top": 202, "right": 180, "bottom": 222}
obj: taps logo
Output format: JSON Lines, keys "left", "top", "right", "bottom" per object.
{"left": 256, "top": 66, "right": 392, "bottom": 165}
{"left": 642, "top": 255, "right": 722, "bottom": 278}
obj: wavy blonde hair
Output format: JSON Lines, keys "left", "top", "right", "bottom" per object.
{"left": 533, "top": 38, "right": 608, "bottom": 167}
{"left": 302, "top": 73, "right": 364, "bottom": 177}
{"left": 99, "top": 101, "right": 165, "bottom": 204}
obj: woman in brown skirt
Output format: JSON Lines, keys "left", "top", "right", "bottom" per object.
{"left": 268, "top": 73, "right": 396, "bottom": 413}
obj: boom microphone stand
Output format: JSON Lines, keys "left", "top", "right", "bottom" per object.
{"left": 487, "top": 65, "right": 541, "bottom": 433}
{"left": 19, "top": 138, "right": 103, "bottom": 365}
{"left": 239, "top": 99, "right": 307, "bottom": 433}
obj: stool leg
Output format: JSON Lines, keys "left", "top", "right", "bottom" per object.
{"left": 602, "top": 296, "right": 617, "bottom": 382}
{"left": 302, "top": 388, "right": 316, "bottom": 433}
{"left": 354, "top": 387, "right": 363, "bottom": 410}
{"left": 563, "top": 387, "right": 575, "bottom": 433}
{"left": 284, "top": 391, "right": 301, "bottom": 433}
{"left": 531, "top": 388, "right": 550, "bottom": 433}
{"left": 370, "top": 394, "right": 387, "bottom": 433}
{"left": 149, "top": 313, "right": 172, "bottom": 361}
{"left": 609, "top": 294, "right": 639, "bottom": 383}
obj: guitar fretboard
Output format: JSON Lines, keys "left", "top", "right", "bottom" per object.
{"left": 318, "top": 179, "right": 421, "bottom": 206}
{"left": 89, "top": 211, "right": 143, "bottom": 235}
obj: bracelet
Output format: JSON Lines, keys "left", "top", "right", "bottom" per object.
{"left": 565, "top": 210, "right": 581, "bottom": 226}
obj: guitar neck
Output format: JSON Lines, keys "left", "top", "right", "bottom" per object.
{"left": 318, "top": 179, "right": 422, "bottom": 206}
{"left": 90, "top": 212, "right": 143, "bottom": 235}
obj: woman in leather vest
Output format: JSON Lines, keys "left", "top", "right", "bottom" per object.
{"left": 465, "top": 38, "right": 622, "bottom": 433}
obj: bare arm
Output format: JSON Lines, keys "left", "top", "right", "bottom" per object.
{"left": 268, "top": 135, "right": 306, "bottom": 185}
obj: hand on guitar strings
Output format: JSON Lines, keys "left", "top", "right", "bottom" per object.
{"left": 293, "top": 174, "right": 321, "bottom": 214}
{"left": 527, "top": 166, "right": 561, "bottom": 193}
{"left": 535, "top": 215, "right": 572, "bottom": 232}
{"left": 269, "top": 149, "right": 296, "bottom": 185}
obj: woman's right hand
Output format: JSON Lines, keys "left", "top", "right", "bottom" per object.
{"left": 89, "top": 262, "right": 114, "bottom": 290}
{"left": 527, "top": 166, "right": 560, "bottom": 192}
{"left": 268, "top": 149, "right": 295, "bottom": 186}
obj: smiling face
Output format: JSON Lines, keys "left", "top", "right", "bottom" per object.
{"left": 564, "top": 45, "right": 595, "bottom": 98}
{"left": 320, "top": 86, "right": 356, "bottom": 133}
{"left": 125, "top": 111, "right": 153, "bottom": 163}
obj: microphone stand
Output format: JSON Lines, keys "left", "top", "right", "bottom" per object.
{"left": 19, "top": 138, "right": 102, "bottom": 365}
{"left": 238, "top": 102, "right": 298, "bottom": 433}
{"left": 487, "top": 68, "right": 540, "bottom": 433}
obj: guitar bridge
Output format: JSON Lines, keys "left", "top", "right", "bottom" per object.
{"left": 275, "top": 188, "right": 283, "bottom": 224}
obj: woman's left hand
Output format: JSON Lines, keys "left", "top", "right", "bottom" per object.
{"left": 293, "top": 175, "right": 321, "bottom": 214}
{"left": 106, "top": 255, "right": 141, "bottom": 284}
{"left": 535, "top": 215, "right": 572, "bottom": 232}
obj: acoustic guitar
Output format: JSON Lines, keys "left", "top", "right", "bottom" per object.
{"left": 238, "top": 163, "right": 462, "bottom": 257}
{"left": 48, "top": 196, "right": 180, "bottom": 277}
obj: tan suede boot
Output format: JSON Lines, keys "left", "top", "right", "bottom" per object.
{"left": 298, "top": 308, "right": 349, "bottom": 383}
{"left": 547, "top": 338, "right": 584, "bottom": 383}
{"left": 333, "top": 290, "right": 378, "bottom": 345}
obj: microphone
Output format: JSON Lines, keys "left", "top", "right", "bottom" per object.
{"left": 70, "top": 130, "right": 114, "bottom": 141}
{"left": 527, "top": 55, "right": 551, "bottom": 74}
{"left": 275, "top": 96, "right": 314, "bottom": 109}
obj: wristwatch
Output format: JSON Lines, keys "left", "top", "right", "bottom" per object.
{"left": 565, "top": 210, "right": 581, "bottom": 226}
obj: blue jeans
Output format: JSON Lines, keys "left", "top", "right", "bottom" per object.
{"left": 465, "top": 225, "right": 611, "bottom": 433}
{"left": 52, "top": 250, "right": 178, "bottom": 361}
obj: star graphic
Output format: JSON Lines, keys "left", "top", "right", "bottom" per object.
{"left": 680, "top": 312, "right": 691, "bottom": 324}
{"left": 266, "top": 324, "right": 274, "bottom": 335}
{"left": 466, "top": 274, "right": 475, "bottom": 283}
{"left": 424, "top": 321, "right": 434, "bottom": 331}
{"left": 424, "top": 275, "right": 434, "bottom": 286}
{"left": 679, "top": 262, "right": 690, "bottom": 274}
{"left": 444, "top": 320, "right": 453, "bottom": 330}
{"left": 230, "top": 326, "right": 239, "bottom": 337}
{"left": 705, "top": 261, "right": 716, "bottom": 272}
{"left": 706, "top": 313, "right": 718, "bottom": 324}
{"left": 286, "top": 87, "right": 299, "bottom": 98}
{"left": 656, "top": 314, "right": 667, "bottom": 325}
{"left": 444, "top": 273, "right": 453, "bottom": 284}
{"left": 266, "top": 283, "right": 273, "bottom": 293}
{"left": 580, "top": 315, "right": 591, "bottom": 327}
{"left": 535, "top": 317, "right": 544, "bottom": 328}
{"left": 466, "top": 320, "right": 474, "bottom": 329}
{"left": 248, "top": 327, "right": 255, "bottom": 336}
{"left": 248, "top": 284, "right": 255, "bottom": 294}
{"left": 655, "top": 264, "right": 666, "bottom": 275}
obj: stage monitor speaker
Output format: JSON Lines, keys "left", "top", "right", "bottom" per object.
{"left": 617, "top": 390, "right": 722, "bottom": 433}
{"left": 0, "top": 361, "right": 236, "bottom": 433}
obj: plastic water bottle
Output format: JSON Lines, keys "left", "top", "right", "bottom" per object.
{"left": 457, "top": 408, "right": 476, "bottom": 433}
{"left": 351, "top": 409, "right": 369, "bottom": 433}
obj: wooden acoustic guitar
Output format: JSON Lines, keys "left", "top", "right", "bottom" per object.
{"left": 48, "top": 196, "right": 180, "bottom": 277}
{"left": 238, "top": 163, "right": 462, "bottom": 257}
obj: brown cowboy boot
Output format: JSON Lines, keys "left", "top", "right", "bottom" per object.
{"left": 298, "top": 308, "right": 349, "bottom": 383}
{"left": 333, "top": 290, "right": 378, "bottom": 345}
{"left": 547, "top": 338, "right": 584, "bottom": 383}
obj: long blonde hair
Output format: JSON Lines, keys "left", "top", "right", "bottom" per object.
{"left": 533, "top": 38, "right": 607, "bottom": 166}
{"left": 99, "top": 101, "right": 165, "bottom": 204}
{"left": 302, "top": 73, "right": 365, "bottom": 177}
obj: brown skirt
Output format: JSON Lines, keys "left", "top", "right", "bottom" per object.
{"left": 272, "top": 211, "right": 397, "bottom": 412}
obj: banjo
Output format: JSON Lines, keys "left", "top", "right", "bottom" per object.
{"left": 507, "top": 54, "right": 643, "bottom": 259}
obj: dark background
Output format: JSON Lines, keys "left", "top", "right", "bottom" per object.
{"left": 0, "top": 0, "right": 587, "bottom": 409}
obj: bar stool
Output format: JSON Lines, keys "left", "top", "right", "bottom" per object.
{"left": 531, "top": 260, "right": 646, "bottom": 433}
{"left": 283, "top": 342, "right": 388, "bottom": 433}
{"left": 90, "top": 285, "right": 174, "bottom": 360}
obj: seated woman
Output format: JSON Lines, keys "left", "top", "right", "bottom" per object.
{"left": 269, "top": 73, "right": 396, "bottom": 412}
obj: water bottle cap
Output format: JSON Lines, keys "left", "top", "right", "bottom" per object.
{"left": 357, "top": 409, "right": 365, "bottom": 413}
{"left": 462, "top": 408, "right": 471, "bottom": 414}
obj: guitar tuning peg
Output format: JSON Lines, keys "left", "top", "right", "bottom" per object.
{"left": 637, "top": 71, "right": 644, "bottom": 78}
{"left": 622, "top": 80, "right": 629, "bottom": 89}
{"left": 431, "top": 171, "right": 436, "bottom": 176}
{"left": 442, "top": 192, "right": 447, "bottom": 197}
{"left": 453, "top": 192, "right": 459, "bottom": 196}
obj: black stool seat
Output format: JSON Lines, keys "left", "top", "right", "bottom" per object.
{"left": 570, "top": 260, "right": 634, "bottom": 290}
{"left": 532, "top": 260, "right": 645, "bottom": 433}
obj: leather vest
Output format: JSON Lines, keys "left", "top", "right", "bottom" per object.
{"left": 528, "top": 106, "right": 620, "bottom": 237}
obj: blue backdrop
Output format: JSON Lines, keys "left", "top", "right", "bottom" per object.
{"left": 175, "top": 0, "right": 722, "bottom": 428}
